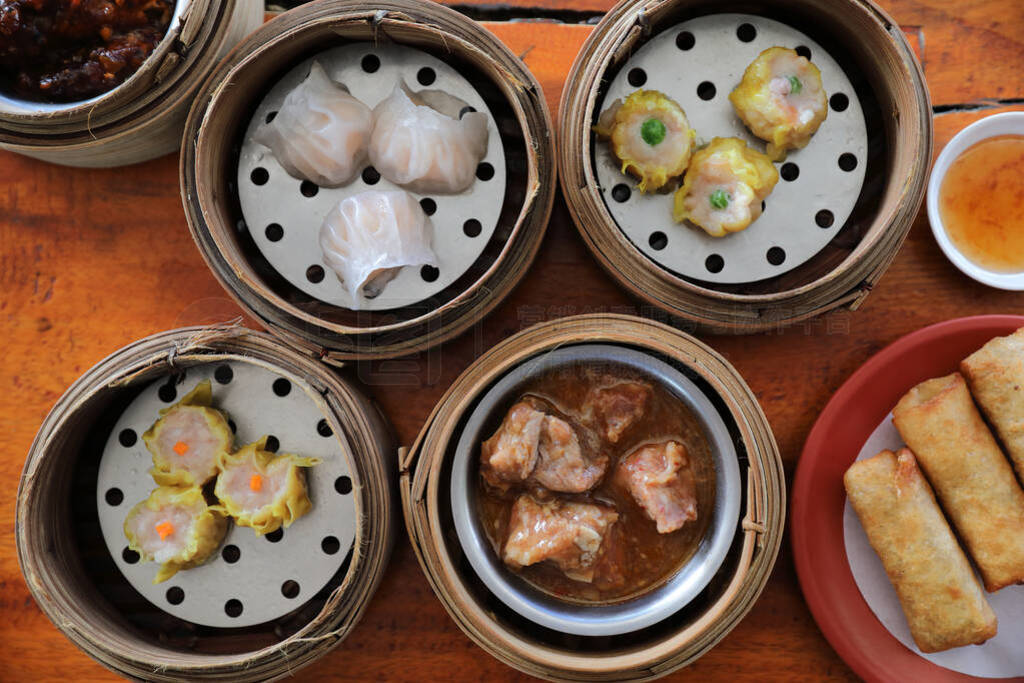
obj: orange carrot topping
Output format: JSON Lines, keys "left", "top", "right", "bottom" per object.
{"left": 249, "top": 474, "right": 263, "bottom": 492}
{"left": 173, "top": 441, "right": 189, "bottom": 455}
{"left": 155, "top": 522, "right": 175, "bottom": 540}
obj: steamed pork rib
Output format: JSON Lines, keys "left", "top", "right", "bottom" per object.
{"left": 480, "top": 402, "right": 545, "bottom": 491}
{"left": 123, "top": 486, "right": 227, "bottom": 583}
{"left": 584, "top": 380, "right": 652, "bottom": 443}
{"left": 533, "top": 414, "right": 608, "bottom": 493}
{"left": 729, "top": 46, "right": 828, "bottom": 160}
{"left": 480, "top": 401, "right": 608, "bottom": 493}
{"left": 213, "top": 436, "right": 320, "bottom": 536}
{"left": 143, "top": 380, "right": 234, "bottom": 488}
{"left": 503, "top": 495, "right": 619, "bottom": 582}
{"left": 616, "top": 441, "right": 698, "bottom": 534}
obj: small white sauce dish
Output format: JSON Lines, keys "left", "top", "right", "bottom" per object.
{"left": 927, "top": 111, "right": 1024, "bottom": 290}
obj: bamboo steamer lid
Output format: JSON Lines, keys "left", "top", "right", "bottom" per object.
{"left": 16, "top": 325, "right": 396, "bottom": 681}
{"left": 559, "top": 0, "right": 931, "bottom": 334}
{"left": 0, "top": 0, "right": 263, "bottom": 168}
{"left": 401, "top": 314, "right": 784, "bottom": 680}
{"left": 181, "top": 0, "right": 556, "bottom": 361}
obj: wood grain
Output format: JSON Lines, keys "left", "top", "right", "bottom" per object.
{"left": 2, "top": 2, "right": 1023, "bottom": 681}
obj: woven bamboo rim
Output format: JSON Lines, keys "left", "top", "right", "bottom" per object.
{"left": 0, "top": 0, "right": 262, "bottom": 167}
{"left": 181, "top": 0, "right": 555, "bottom": 361}
{"left": 559, "top": 0, "right": 931, "bottom": 334}
{"left": 401, "top": 314, "right": 784, "bottom": 680}
{"left": 16, "top": 325, "right": 396, "bottom": 681}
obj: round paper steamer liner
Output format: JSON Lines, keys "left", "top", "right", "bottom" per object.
{"left": 237, "top": 44, "right": 507, "bottom": 311}
{"left": 96, "top": 361, "right": 357, "bottom": 629}
{"left": 595, "top": 13, "right": 868, "bottom": 285}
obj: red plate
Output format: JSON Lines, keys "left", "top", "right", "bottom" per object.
{"left": 792, "top": 315, "right": 1024, "bottom": 683}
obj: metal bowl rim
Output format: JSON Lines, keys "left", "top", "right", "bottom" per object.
{"left": 450, "top": 343, "right": 742, "bottom": 637}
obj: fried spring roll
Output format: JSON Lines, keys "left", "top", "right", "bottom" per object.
{"left": 961, "top": 327, "right": 1024, "bottom": 478}
{"left": 844, "top": 448, "right": 997, "bottom": 652}
{"left": 893, "top": 372, "right": 1024, "bottom": 591}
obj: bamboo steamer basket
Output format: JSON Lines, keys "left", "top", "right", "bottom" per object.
{"left": 181, "top": 0, "right": 556, "bottom": 361}
{"left": 401, "top": 314, "right": 784, "bottom": 680}
{"left": 16, "top": 325, "right": 396, "bottom": 681}
{"left": 559, "top": 0, "right": 931, "bottom": 334}
{"left": 0, "top": 0, "right": 263, "bottom": 168}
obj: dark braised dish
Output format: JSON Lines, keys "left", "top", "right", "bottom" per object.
{"left": 477, "top": 364, "right": 716, "bottom": 603}
{"left": 0, "top": 0, "right": 173, "bottom": 102}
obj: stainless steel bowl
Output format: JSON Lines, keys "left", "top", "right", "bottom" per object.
{"left": 450, "top": 344, "right": 741, "bottom": 636}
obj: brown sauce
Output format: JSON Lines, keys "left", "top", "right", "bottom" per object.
{"left": 476, "top": 364, "right": 716, "bottom": 604}
{"left": 0, "top": 0, "right": 173, "bottom": 102}
{"left": 939, "top": 135, "right": 1024, "bottom": 273}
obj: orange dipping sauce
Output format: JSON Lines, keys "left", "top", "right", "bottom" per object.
{"left": 939, "top": 135, "right": 1024, "bottom": 273}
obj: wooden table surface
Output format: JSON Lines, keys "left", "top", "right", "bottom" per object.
{"left": 3, "top": 0, "right": 1024, "bottom": 680}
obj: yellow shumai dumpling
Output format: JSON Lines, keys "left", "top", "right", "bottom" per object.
{"left": 143, "top": 380, "right": 234, "bottom": 488}
{"left": 213, "top": 437, "right": 320, "bottom": 536}
{"left": 124, "top": 486, "right": 227, "bottom": 583}
{"left": 594, "top": 89, "right": 695, "bottom": 193}
{"left": 729, "top": 47, "right": 828, "bottom": 160}
{"left": 673, "top": 137, "right": 779, "bottom": 237}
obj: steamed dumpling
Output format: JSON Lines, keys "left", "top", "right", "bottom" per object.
{"left": 673, "top": 137, "right": 779, "bottom": 237}
{"left": 213, "top": 437, "right": 319, "bottom": 536}
{"left": 593, "top": 89, "right": 695, "bottom": 193}
{"left": 124, "top": 486, "right": 227, "bottom": 583}
{"left": 729, "top": 47, "right": 828, "bottom": 160}
{"left": 143, "top": 380, "right": 234, "bottom": 488}
{"left": 319, "top": 189, "right": 438, "bottom": 308}
{"left": 369, "top": 81, "right": 489, "bottom": 193}
{"left": 254, "top": 61, "right": 373, "bottom": 187}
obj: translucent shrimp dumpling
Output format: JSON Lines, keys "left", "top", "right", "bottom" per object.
{"left": 143, "top": 380, "right": 234, "bottom": 488}
{"left": 319, "top": 189, "right": 438, "bottom": 308}
{"left": 254, "top": 61, "right": 373, "bottom": 187}
{"left": 594, "top": 90, "right": 695, "bottom": 193}
{"left": 213, "top": 436, "right": 320, "bottom": 536}
{"left": 124, "top": 486, "right": 227, "bottom": 583}
{"left": 673, "top": 137, "right": 779, "bottom": 237}
{"left": 729, "top": 47, "right": 828, "bottom": 160}
{"left": 369, "top": 81, "right": 489, "bottom": 193}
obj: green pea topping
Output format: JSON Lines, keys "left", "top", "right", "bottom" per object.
{"left": 788, "top": 75, "right": 803, "bottom": 94}
{"left": 710, "top": 189, "right": 730, "bottom": 210}
{"left": 640, "top": 118, "right": 667, "bottom": 146}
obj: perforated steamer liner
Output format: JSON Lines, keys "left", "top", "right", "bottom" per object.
{"left": 559, "top": 0, "right": 931, "bottom": 334}
{"left": 0, "top": 0, "right": 263, "bottom": 167}
{"left": 96, "top": 360, "right": 359, "bottom": 628}
{"left": 16, "top": 326, "right": 396, "bottom": 681}
{"left": 401, "top": 314, "right": 785, "bottom": 680}
{"left": 182, "top": 0, "right": 556, "bottom": 360}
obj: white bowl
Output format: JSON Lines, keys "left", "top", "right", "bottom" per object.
{"left": 927, "top": 111, "right": 1024, "bottom": 290}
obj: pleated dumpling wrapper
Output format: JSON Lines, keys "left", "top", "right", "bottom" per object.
{"left": 594, "top": 89, "right": 695, "bottom": 193}
{"left": 729, "top": 47, "right": 828, "bottom": 161}
{"left": 254, "top": 60, "right": 373, "bottom": 187}
{"left": 143, "top": 379, "right": 234, "bottom": 488}
{"left": 319, "top": 189, "right": 438, "bottom": 308}
{"left": 369, "top": 80, "right": 489, "bottom": 194}
{"left": 673, "top": 137, "right": 779, "bottom": 237}
{"left": 214, "top": 436, "right": 320, "bottom": 536}
{"left": 124, "top": 486, "right": 228, "bottom": 583}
